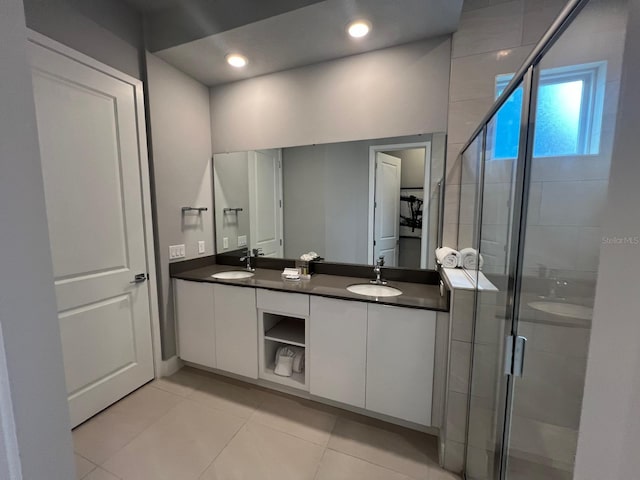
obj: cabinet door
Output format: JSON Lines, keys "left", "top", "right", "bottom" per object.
{"left": 366, "top": 305, "right": 436, "bottom": 426}
{"left": 214, "top": 285, "right": 258, "bottom": 378}
{"left": 175, "top": 279, "right": 216, "bottom": 368}
{"left": 310, "top": 297, "right": 367, "bottom": 408}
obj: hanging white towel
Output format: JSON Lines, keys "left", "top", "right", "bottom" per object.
{"left": 436, "top": 247, "right": 461, "bottom": 268}
{"left": 460, "top": 247, "right": 484, "bottom": 270}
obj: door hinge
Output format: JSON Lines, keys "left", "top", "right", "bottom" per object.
{"left": 280, "top": 239, "right": 283, "bottom": 246}
{"left": 504, "top": 335, "right": 527, "bottom": 377}
{"left": 279, "top": 199, "right": 282, "bottom": 208}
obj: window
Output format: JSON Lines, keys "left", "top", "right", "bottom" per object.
{"left": 493, "top": 62, "right": 607, "bottom": 159}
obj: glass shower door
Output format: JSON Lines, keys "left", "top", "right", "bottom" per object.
{"left": 464, "top": 80, "right": 527, "bottom": 480}
{"left": 505, "top": 0, "right": 628, "bottom": 478}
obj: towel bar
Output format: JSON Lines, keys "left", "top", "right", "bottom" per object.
{"left": 223, "top": 208, "right": 244, "bottom": 214}
{"left": 181, "top": 207, "right": 208, "bottom": 214}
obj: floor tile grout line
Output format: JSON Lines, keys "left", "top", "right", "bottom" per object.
{"left": 323, "top": 446, "right": 431, "bottom": 480}
{"left": 75, "top": 450, "right": 98, "bottom": 478}
{"left": 92, "top": 466, "right": 124, "bottom": 480}
{"left": 148, "top": 381, "right": 195, "bottom": 398}
{"left": 195, "top": 415, "right": 250, "bottom": 479}
{"left": 247, "top": 404, "right": 338, "bottom": 448}
{"left": 311, "top": 443, "right": 329, "bottom": 480}
{"left": 93, "top": 396, "right": 188, "bottom": 469}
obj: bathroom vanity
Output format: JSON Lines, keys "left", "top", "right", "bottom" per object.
{"left": 171, "top": 259, "right": 448, "bottom": 431}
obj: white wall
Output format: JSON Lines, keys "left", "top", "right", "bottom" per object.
{"left": 209, "top": 37, "right": 451, "bottom": 153}
{"left": 23, "top": 0, "right": 144, "bottom": 79}
{"left": 213, "top": 151, "right": 251, "bottom": 253}
{"left": 574, "top": 0, "right": 640, "bottom": 478}
{"left": 146, "top": 53, "right": 214, "bottom": 359}
{"left": 443, "top": 0, "right": 568, "bottom": 247}
{"left": 0, "top": 0, "right": 75, "bottom": 477}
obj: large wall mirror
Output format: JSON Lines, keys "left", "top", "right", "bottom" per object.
{"left": 214, "top": 133, "right": 446, "bottom": 270}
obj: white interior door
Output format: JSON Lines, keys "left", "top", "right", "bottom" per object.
{"left": 29, "top": 41, "right": 154, "bottom": 427}
{"left": 248, "top": 149, "right": 283, "bottom": 257}
{"left": 374, "top": 153, "right": 402, "bottom": 267}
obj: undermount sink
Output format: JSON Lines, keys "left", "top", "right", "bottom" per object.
{"left": 347, "top": 284, "right": 403, "bottom": 298}
{"left": 211, "top": 271, "right": 255, "bottom": 280}
{"left": 528, "top": 301, "right": 593, "bottom": 321}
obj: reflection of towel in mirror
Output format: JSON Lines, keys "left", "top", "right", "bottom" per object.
{"left": 436, "top": 247, "right": 461, "bottom": 268}
{"left": 460, "top": 247, "right": 484, "bottom": 270}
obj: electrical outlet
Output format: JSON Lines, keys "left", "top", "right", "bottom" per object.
{"left": 198, "top": 240, "right": 205, "bottom": 254}
{"left": 238, "top": 235, "right": 247, "bottom": 247}
{"left": 169, "top": 244, "right": 186, "bottom": 259}
{"left": 223, "top": 237, "right": 229, "bottom": 249}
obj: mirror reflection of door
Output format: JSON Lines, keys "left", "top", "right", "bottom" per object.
{"left": 248, "top": 149, "right": 284, "bottom": 257}
{"left": 214, "top": 149, "right": 283, "bottom": 256}
{"left": 373, "top": 152, "right": 402, "bottom": 267}
{"left": 372, "top": 144, "right": 431, "bottom": 269}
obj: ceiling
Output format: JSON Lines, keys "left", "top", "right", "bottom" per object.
{"left": 124, "top": 0, "right": 463, "bottom": 86}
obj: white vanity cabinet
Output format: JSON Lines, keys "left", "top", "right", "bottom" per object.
{"left": 175, "top": 278, "right": 438, "bottom": 428}
{"left": 175, "top": 280, "right": 258, "bottom": 378}
{"left": 309, "top": 297, "right": 368, "bottom": 408}
{"left": 214, "top": 284, "right": 258, "bottom": 379}
{"left": 366, "top": 304, "right": 437, "bottom": 426}
{"left": 175, "top": 279, "right": 216, "bottom": 368}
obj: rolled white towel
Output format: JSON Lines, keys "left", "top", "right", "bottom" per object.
{"left": 460, "top": 247, "right": 484, "bottom": 270}
{"left": 274, "top": 346, "right": 295, "bottom": 377}
{"left": 436, "top": 247, "right": 461, "bottom": 268}
{"left": 290, "top": 346, "right": 305, "bottom": 373}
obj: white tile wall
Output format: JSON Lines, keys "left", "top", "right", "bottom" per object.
{"left": 452, "top": 1, "right": 525, "bottom": 58}
{"left": 450, "top": 46, "right": 533, "bottom": 102}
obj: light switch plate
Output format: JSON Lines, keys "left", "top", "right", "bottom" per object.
{"left": 223, "top": 237, "right": 229, "bottom": 249}
{"left": 198, "top": 240, "right": 205, "bottom": 254}
{"left": 238, "top": 235, "right": 247, "bottom": 247}
{"left": 169, "top": 244, "right": 186, "bottom": 259}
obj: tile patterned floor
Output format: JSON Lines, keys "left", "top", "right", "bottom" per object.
{"left": 74, "top": 367, "right": 461, "bottom": 480}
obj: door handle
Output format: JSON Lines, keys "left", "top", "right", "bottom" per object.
{"left": 130, "top": 273, "right": 147, "bottom": 284}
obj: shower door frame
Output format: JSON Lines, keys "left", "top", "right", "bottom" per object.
{"left": 460, "top": 0, "right": 594, "bottom": 478}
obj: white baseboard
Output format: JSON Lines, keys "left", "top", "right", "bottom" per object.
{"left": 159, "top": 356, "right": 183, "bottom": 377}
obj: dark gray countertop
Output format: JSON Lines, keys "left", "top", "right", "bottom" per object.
{"left": 172, "top": 264, "right": 449, "bottom": 312}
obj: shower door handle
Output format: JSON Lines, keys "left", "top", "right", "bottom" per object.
{"left": 504, "top": 335, "right": 527, "bottom": 377}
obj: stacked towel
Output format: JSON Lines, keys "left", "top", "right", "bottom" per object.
{"left": 436, "top": 247, "right": 461, "bottom": 268}
{"left": 274, "top": 346, "right": 305, "bottom": 377}
{"left": 282, "top": 268, "right": 301, "bottom": 281}
{"left": 460, "top": 247, "right": 484, "bottom": 270}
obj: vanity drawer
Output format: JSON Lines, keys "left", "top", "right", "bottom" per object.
{"left": 257, "top": 290, "right": 309, "bottom": 317}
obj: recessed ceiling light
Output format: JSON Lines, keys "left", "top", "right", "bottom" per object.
{"left": 348, "top": 20, "right": 371, "bottom": 38}
{"left": 226, "top": 53, "right": 248, "bottom": 68}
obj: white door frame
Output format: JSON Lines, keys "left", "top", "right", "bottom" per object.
{"left": 248, "top": 149, "right": 284, "bottom": 257}
{"left": 368, "top": 142, "right": 432, "bottom": 267}
{"left": 26, "top": 30, "right": 163, "bottom": 380}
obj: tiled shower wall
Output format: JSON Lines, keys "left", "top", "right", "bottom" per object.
{"left": 443, "top": 0, "right": 568, "bottom": 248}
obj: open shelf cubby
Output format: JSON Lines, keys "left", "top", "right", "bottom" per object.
{"left": 264, "top": 316, "right": 305, "bottom": 347}
{"left": 259, "top": 311, "right": 309, "bottom": 391}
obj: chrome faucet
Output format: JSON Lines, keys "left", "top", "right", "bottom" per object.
{"left": 239, "top": 248, "right": 263, "bottom": 272}
{"left": 548, "top": 269, "right": 568, "bottom": 300}
{"left": 371, "top": 256, "right": 387, "bottom": 285}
